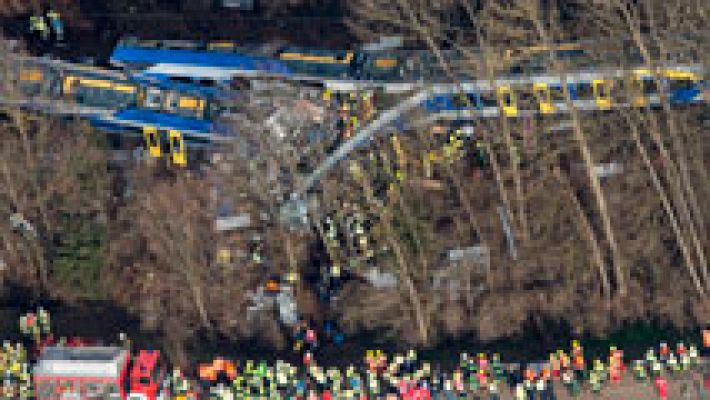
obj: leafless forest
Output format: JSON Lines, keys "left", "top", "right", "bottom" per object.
{"left": 0, "top": 0, "right": 708, "bottom": 366}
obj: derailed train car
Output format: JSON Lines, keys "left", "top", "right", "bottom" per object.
{"left": 422, "top": 65, "right": 705, "bottom": 119}
{"left": 5, "top": 55, "right": 240, "bottom": 167}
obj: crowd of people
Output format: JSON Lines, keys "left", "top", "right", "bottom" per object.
{"left": 186, "top": 334, "right": 710, "bottom": 399}
{"left": 27, "top": 9, "right": 64, "bottom": 48}
{"left": 0, "top": 341, "right": 31, "bottom": 399}
{"left": 4, "top": 312, "right": 710, "bottom": 400}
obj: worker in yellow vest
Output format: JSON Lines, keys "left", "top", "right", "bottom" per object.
{"left": 29, "top": 15, "right": 49, "bottom": 42}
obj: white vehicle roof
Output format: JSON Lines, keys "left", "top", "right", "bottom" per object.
{"left": 33, "top": 346, "right": 129, "bottom": 379}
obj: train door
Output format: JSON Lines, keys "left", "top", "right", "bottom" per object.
{"left": 143, "top": 87, "right": 163, "bottom": 110}
{"left": 593, "top": 79, "right": 612, "bottom": 109}
{"left": 496, "top": 86, "right": 518, "bottom": 117}
{"left": 62, "top": 75, "right": 79, "bottom": 96}
{"left": 533, "top": 83, "right": 555, "bottom": 114}
{"left": 628, "top": 70, "right": 650, "bottom": 107}
{"left": 663, "top": 70, "right": 699, "bottom": 104}
{"left": 516, "top": 86, "right": 537, "bottom": 113}
{"left": 163, "top": 91, "right": 179, "bottom": 114}
{"left": 169, "top": 130, "right": 187, "bottom": 167}
{"left": 143, "top": 127, "right": 161, "bottom": 158}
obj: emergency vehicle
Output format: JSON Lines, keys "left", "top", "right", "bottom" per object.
{"left": 33, "top": 346, "right": 169, "bottom": 400}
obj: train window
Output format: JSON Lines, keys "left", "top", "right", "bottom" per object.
{"left": 198, "top": 79, "right": 216, "bottom": 87}
{"left": 144, "top": 88, "right": 163, "bottom": 109}
{"left": 169, "top": 130, "right": 187, "bottom": 166}
{"left": 161, "top": 132, "right": 171, "bottom": 157}
{"left": 113, "top": 83, "right": 137, "bottom": 94}
{"left": 164, "top": 91, "right": 179, "bottom": 113}
{"left": 641, "top": 79, "right": 657, "bottom": 95}
{"left": 498, "top": 89, "right": 514, "bottom": 108}
{"left": 550, "top": 86, "right": 566, "bottom": 102}
{"left": 375, "top": 58, "right": 398, "bottom": 68}
{"left": 170, "top": 136, "right": 181, "bottom": 152}
{"left": 453, "top": 93, "right": 469, "bottom": 108}
{"left": 169, "top": 76, "right": 193, "bottom": 84}
{"left": 611, "top": 79, "right": 630, "bottom": 102}
{"left": 178, "top": 96, "right": 205, "bottom": 118}
{"left": 517, "top": 88, "right": 537, "bottom": 110}
{"left": 594, "top": 81, "right": 611, "bottom": 99}
{"left": 143, "top": 127, "right": 161, "bottom": 158}
{"left": 669, "top": 79, "right": 694, "bottom": 92}
{"left": 479, "top": 92, "right": 498, "bottom": 108}
{"left": 231, "top": 78, "right": 250, "bottom": 90}
{"left": 575, "top": 83, "right": 594, "bottom": 100}
{"left": 208, "top": 42, "right": 235, "bottom": 51}
{"left": 19, "top": 68, "right": 43, "bottom": 82}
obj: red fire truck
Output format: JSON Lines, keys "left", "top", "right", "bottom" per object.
{"left": 33, "top": 346, "right": 170, "bottom": 400}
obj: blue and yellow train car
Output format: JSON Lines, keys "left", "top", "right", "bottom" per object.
{"left": 110, "top": 39, "right": 294, "bottom": 77}
{"left": 423, "top": 65, "right": 705, "bottom": 119}
{"left": 276, "top": 47, "right": 354, "bottom": 78}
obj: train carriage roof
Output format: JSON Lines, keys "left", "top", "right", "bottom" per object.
{"left": 110, "top": 47, "right": 292, "bottom": 76}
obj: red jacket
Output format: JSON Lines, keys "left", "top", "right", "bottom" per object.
{"left": 404, "top": 387, "right": 431, "bottom": 400}
{"left": 655, "top": 376, "right": 668, "bottom": 399}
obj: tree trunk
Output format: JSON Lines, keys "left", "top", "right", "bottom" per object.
{"left": 624, "top": 113, "right": 705, "bottom": 296}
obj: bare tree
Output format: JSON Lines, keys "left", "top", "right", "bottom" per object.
{"left": 0, "top": 110, "right": 109, "bottom": 300}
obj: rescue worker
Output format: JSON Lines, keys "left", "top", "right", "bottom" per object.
{"left": 561, "top": 369, "right": 580, "bottom": 397}
{"left": 488, "top": 379, "right": 500, "bottom": 400}
{"left": 588, "top": 370, "right": 601, "bottom": 394}
{"left": 549, "top": 353, "right": 560, "bottom": 381}
{"left": 655, "top": 373, "right": 668, "bottom": 400}
{"left": 491, "top": 354, "right": 504, "bottom": 381}
{"left": 37, "top": 307, "right": 50, "bottom": 334}
{"left": 668, "top": 352, "right": 680, "bottom": 375}
{"left": 651, "top": 358, "right": 662, "bottom": 378}
{"left": 680, "top": 348, "right": 691, "bottom": 371}
{"left": 390, "top": 134, "right": 407, "bottom": 184}
{"left": 362, "top": 92, "right": 375, "bottom": 121}
{"left": 46, "top": 9, "right": 63, "bottom": 42}
{"left": 592, "top": 359, "right": 606, "bottom": 384}
{"left": 523, "top": 367, "right": 535, "bottom": 399}
{"left": 633, "top": 360, "right": 648, "bottom": 381}
{"left": 572, "top": 350, "right": 585, "bottom": 382}
{"left": 534, "top": 374, "right": 546, "bottom": 400}
{"left": 119, "top": 332, "right": 131, "bottom": 351}
{"left": 689, "top": 344, "right": 699, "bottom": 369}
{"left": 514, "top": 383, "right": 527, "bottom": 400}
{"left": 659, "top": 341, "right": 670, "bottom": 365}
{"left": 29, "top": 14, "right": 50, "bottom": 43}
